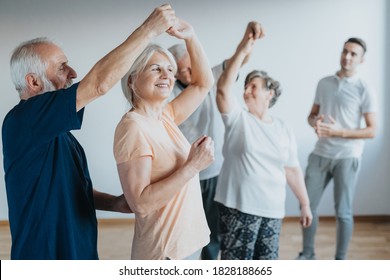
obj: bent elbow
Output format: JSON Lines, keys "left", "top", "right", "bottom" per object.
{"left": 207, "top": 75, "right": 215, "bottom": 90}
{"left": 368, "top": 127, "right": 377, "bottom": 138}
{"left": 199, "top": 76, "right": 214, "bottom": 93}
{"left": 96, "top": 82, "right": 110, "bottom": 96}
{"left": 131, "top": 203, "right": 153, "bottom": 218}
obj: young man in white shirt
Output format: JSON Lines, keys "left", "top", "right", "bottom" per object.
{"left": 297, "top": 38, "right": 377, "bottom": 260}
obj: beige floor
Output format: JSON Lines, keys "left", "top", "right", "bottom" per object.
{"left": 1, "top": 217, "right": 389, "bottom": 260}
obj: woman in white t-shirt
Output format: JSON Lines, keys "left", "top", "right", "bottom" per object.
{"left": 215, "top": 23, "right": 312, "bottom": 260}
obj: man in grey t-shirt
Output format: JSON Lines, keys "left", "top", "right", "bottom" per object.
{"left": 296, "top": 38, "right": 377, "bottom": 260}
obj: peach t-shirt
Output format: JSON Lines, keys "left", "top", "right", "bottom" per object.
{"left": 113, "top": 103, "right": 210, "bottom": 260}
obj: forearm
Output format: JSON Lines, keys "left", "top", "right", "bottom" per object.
{"left": 336, "top": 126, "right": 376, "bottom": 139}
{"left": 217, "top": 51, "right": 246, "bottom": 99}
{"left": 81, "top": 26, "right": 154, "bottom": 97}
{"left": 93, "top": 189, "right": 119, "bottom": 211}
{"left": 286, "top": 167, "right": 310, "bottom": 207}
{"left": 128, "top": 164, "right": 199, "bottom": 217}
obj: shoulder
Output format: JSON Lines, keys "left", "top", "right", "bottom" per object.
{"left": 212, "top": 63, "right": 224, "bottom": 76}
{"left": 115, "top": 112, "right": 143, "bottom": 133}
{"left": 355, "top": 77, "right": 372, "bottom": 92}
{"left": 318, "top": 75, "right": 336, "bottom": 85}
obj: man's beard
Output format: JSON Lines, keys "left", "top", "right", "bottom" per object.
{"left": 40, "top": 75, "right": 73, "bottom": 93}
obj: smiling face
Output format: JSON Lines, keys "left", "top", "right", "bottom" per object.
{"left": 132, "top": 51, "right": 176, "bottom": 106}
{"left": 243, "top": 77, "right": 273, "bottom": 110}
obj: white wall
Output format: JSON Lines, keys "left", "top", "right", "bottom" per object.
{"left": 0, "top": 0, "right": 388, "bottom": 220}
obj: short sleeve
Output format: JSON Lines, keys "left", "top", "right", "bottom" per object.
{"left": 21, "top": 83, "right": 82, "bottom": 145}
{"left": 221, "top": 102, "right": 242, "bottom": 129}
{"left": 113, "top": 119, "right": 153, "bottom": 164}
{"left": 313, "top": 80, "right": 322, "bottom": 105}
{"left": 361, "top": 84, "right": 378, "bottom": 114}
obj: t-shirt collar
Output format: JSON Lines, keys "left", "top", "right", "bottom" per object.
{"left": 334, "top": 71, "right": 360, "bottom": 84}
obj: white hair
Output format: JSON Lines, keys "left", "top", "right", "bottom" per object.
{"left": 168, "top": 43, "right": 188, "bottom": 62}
{"left": 10, "top": 37, "right": 59, "bottom": 97}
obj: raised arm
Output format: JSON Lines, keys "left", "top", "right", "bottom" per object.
{"left": 216, "top": 22, "right": 264, "bottom": 113}
{"left": 169, "top": 19, "right": 214, "bottom": 125}
{"left": 224, "top": 21, "right": 264, "bottom": 69}
{"left": 76, "top": 4, "right": 176, "bottom": 111}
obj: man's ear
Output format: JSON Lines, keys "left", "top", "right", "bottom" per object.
{"left": 25, "top": 73, "right": 43, "bottom": 94}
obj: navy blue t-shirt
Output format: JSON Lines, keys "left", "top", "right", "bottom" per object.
{"left": 2, "top": 83, "right": 98, "bottom": 259}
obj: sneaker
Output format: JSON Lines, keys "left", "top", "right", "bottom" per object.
{"left": 295, "top": 252, "right": 316, "bottom": 260}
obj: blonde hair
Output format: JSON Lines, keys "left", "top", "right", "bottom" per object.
{"left": 121, "top": 44, "right": 177, "bottom": 108}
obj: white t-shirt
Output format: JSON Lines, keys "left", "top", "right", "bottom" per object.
{"left": 313, "top": 74, "right": 377, "bottom": 159}
{"left": 169, "top": 64, "right": 225, "bottom": 180}
{"left": 214, "top": 104, "right": 300, "bottom": 219}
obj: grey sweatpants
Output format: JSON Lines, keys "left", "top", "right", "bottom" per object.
{"left": 302, "top": 153, "right": 361, "bottom": 260}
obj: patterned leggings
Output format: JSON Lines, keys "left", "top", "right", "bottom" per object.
{"left": 218, "top": 204, "right": 282, "bottom": 260}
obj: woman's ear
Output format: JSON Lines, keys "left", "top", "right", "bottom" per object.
{"left": 127, "top": 75, "right": 133, "bottom": 88}
{"left": 268, "top": 88, "right": 275, "bottom": 100}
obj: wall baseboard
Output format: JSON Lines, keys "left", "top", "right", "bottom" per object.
{"left": 1, "top": 215, "right": 389, "bottom": 227}
{"left": 98, "top": 215, "right": 390, "bottom": 224}
{"left": 283, "top": 215, "right": 390, "bottom": 223}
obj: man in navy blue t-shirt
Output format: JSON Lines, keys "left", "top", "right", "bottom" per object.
{"left": 2, "top": 4, "right": 178, "bottom": 259}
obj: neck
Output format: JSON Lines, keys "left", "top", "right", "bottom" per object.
{"left": 248, "top": 105, "right": 272, "bottom": 123}
{"left": 337, "top": 68, "right": 357, "bottom": 79}
{"left": 20, "top": 90, "right": 39, "bottom": 101}
{"left": 132, "top": 101, "right": 165, "bottom": 120}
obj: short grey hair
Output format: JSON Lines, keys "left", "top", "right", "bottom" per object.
{"left": 10, "top": 37, "right": 56, "bottom": 97}
{"left": 244, "top": 70, "right": 282, "bottom": 108}
{"left": 121, "top": 44, "right": 177, "bottom": 108}
{"left": 168, "top": 43, "right": 188, "bottom": 62}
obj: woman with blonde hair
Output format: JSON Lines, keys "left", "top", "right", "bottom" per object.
{"left": 113, "top": 17, "right": 214, "bottom": 260}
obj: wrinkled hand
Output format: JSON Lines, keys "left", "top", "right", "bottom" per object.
{"left": 246, "top": 21, "right": 265, "bottom": 40}
{"left": 316, "top": 115, "right": 343, "bottom": 138}
{"left": 166, "top": 18, "right": 194, "bottom": 40}
{"left": 300, "top": 205, "right": 313, "bottom": 228}
{"left": 186, "top": 135, "right": 214, "bottom": 173}
{"left": 237, "top": 21, "right": 264, "bottom": 56}
{"left": 142, "top": 4, "right": 177, "bottom": 38}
